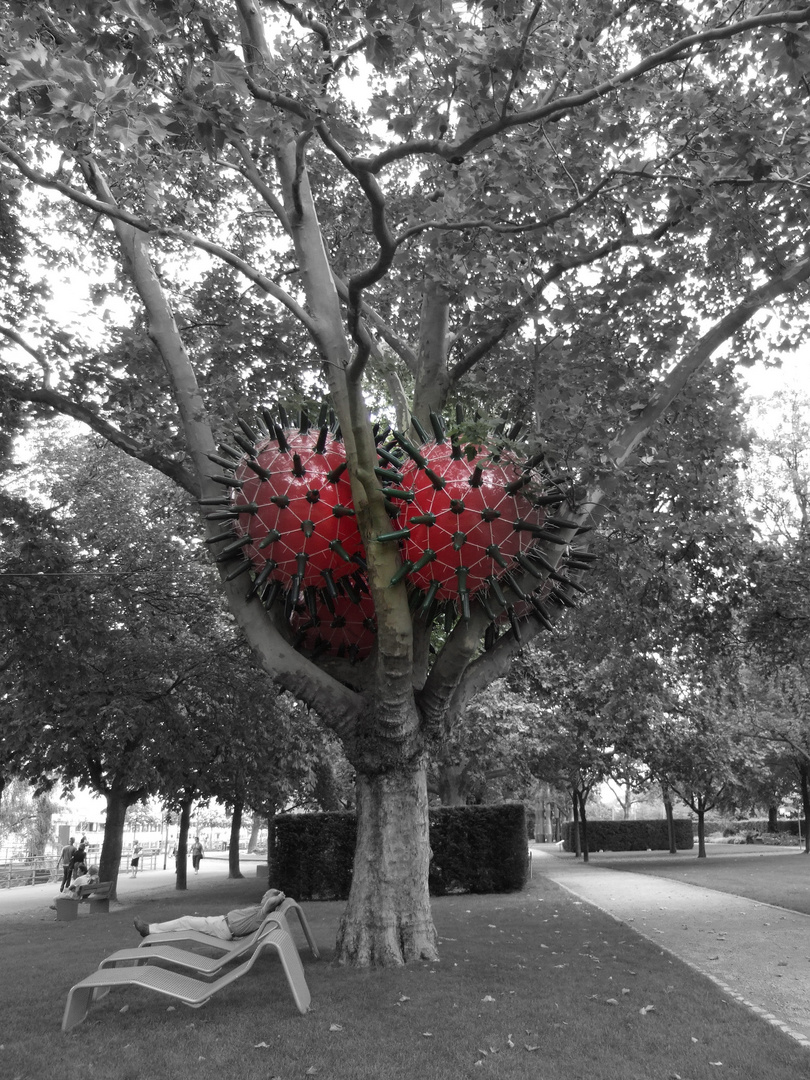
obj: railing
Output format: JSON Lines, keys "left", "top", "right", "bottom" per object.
{"left": 0, "top": 856, "right": 61, "bottom": 890}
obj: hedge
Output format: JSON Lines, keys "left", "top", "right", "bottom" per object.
{"left": 562, "top": 818, "right": 694, "bottom": 852}
{"left": 272, "top": 803, "right": 529, "bottom": 900}
{"left": 716, "top": 818, "right": 807, "bottom": 837}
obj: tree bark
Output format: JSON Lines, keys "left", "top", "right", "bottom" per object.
{"left": 228, "top": 799, "right": 244, "bottom": 879}
{"left": 335, "top": 758, "right": 438, "bottom": 965}
{"left": 571, "top": 791, "right": 581, "bottom": 858}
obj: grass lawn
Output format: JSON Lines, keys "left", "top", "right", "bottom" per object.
{"left": 1, "top": 873, "right": 808, "bottom": 1080}
{"left": 585, "top": 849, "right": 810, "bottom": 915}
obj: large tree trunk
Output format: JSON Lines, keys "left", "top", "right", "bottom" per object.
{"left": 571, "top": 790, "right": 582, "bottom": 858}
{"left": 228, "top": 799, "right": 244, "bottom": 879}
{"left": 98, "top": 786, "right": 131, "bottom": 899}
{"left": 335, "top": 759, "right": 438, "bottom": 966}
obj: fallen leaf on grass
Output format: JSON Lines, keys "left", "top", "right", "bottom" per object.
{"left": 329, "top": 1024, "right": 343, "bottom": 1031}
{"left": 119, "top": 1006, "right": 129, "bottom": 1014}
{"left": 710, "top": 1062, "right": 723, "bottom": 1067}
{"left": 525, "top": 1045, "right": 541, "bottom": 1052}
{"left": 397, "top": 995, "right": 410, "bottom": 1003}
{"left": 306, "top": 1068, "right": 318, "bottom": 1076}
{"left": 507, "top": 1035, "right": 515, "bottom": 1048}
{"left": 253, "top": 1042, "right": 269, "bottom": 1048}
{"left": 640, "top": 1005, "right": 655, "bottom": 1016}
{"left": 422, "top": 1032, "right": 434, "bottom": 1037}
{"left": 481, "top": 995, "right": 495, "bottom": 1001}
{"left": 604, "top": 998, "right": 619, "bottom": 1006}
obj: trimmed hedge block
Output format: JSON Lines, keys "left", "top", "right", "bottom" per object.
{"left": 562, "top": 818, "right": 694, "bottom": 852}
{"left": 273, "top": 803, "right": 529, "bottom": 900}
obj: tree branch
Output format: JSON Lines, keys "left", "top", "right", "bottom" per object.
{"left": 0, "top": 363, "right": 197, "bottom": 495}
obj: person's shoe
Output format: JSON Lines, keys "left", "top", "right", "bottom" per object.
{"left": 133, "top": 917, "right": 150, "bottom": 938}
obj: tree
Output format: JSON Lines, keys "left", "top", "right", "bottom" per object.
{"left": 3, "top": 1, "right": 810, "bottom": 964}
{"left": 0, "top": 778, "right": 61, "bottom": 855}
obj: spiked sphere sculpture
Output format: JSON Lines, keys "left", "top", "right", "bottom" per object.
{"left": 374, "top": 414, "right": 575, "bottom": 622}
{"left": 289, "top": 581, "right": 377, "bottom": 662}
{"left": 204, "top": 407, "right": 592, "bottom": 659}
{"left": 202, "top": 409, "right": 365, "bottom": 613}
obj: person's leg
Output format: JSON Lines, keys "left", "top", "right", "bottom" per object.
{"left": 143, "top": 914, "right": 232, "bottom": 939}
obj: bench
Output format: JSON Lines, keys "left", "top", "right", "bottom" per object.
{"left": 55, "top": 882, "right": 113, "bottom": 921}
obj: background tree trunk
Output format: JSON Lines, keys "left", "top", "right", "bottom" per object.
{"left": 246, "top": 814, "right": 262, "bottom": 853}
{"left": 335, "top": 760, "right": 438, "bottom": 966}
{"left": 437, "top": 763, "right": 468, "bottom": 806}
{"left": 571, "top": 792, "right": 582, "bottom": 858}
{"left": 577, "top": 789, "right": 590, "bottom": 864}
{"left": 98, "top": 787, "right": 131, "bottom": 899}
{"left": 228, "top": 799, "right": 244, "bottom": 879}
{"left": 800, "top": 762, "right": 810, "bottom": 854}
{"left": 175, "top": 797, "right": 192, "bottom": 890}
{"left": 696, "top": 800, "right": 707, "bottom": 858}
{"left": 663, "top": 786, "right": 677, "bottom": 854}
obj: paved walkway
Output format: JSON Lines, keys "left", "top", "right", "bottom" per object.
{"left": 533, "top": 844, "right": 810, "bottom": 1049}
{"left": 0, "top": 852, "right": 267, "bottom": 920}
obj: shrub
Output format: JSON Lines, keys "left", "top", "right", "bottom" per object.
{"left": 561, "top": 818, "right": 694, "bottom": 852}
{"left": 273, "top": 803, "right": 529, "bottom": 900}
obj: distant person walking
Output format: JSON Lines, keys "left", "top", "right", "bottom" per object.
{"left": 129, "top": 840, "right": 142, "bottom": 878}
{"left": 58, "top": 837, "right": 76, "bottom": 893}
{"left": 191, "top": 837, "right": 204, "bottom": 875}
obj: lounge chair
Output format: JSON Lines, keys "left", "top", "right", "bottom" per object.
{"left": 139, "top": 897, "right": 320, "bottom": 959}
{"left": 62, "top": 924, "right": 310, "bottom": 1032}
{"left": 98, "top": 918, "right": 296, "bottom": 980}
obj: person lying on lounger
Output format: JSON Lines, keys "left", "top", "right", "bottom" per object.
{"left": 133, "top": 888, "right": 285, "bottom": 940}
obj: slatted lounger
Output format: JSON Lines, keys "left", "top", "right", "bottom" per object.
{"left": 139, "top": 897, "right": 320, "bottom": 959}
{"left": 61, "top": 925, "right": 310, "bottom": 1032}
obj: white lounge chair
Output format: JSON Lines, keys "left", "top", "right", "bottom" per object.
{"left": 62, "top": 924, "right": 310, "bottom": 1032}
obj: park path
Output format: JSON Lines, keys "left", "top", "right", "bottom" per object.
{"left": 0, "top": 851, "right": 266, "bottom": 919}
{"left": 533, "top": 844, "right": 810, "bottom": 1049}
